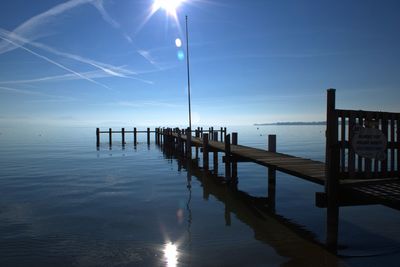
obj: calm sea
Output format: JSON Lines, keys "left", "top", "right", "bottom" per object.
{"left": 0, "top": 125, "right": 399, "bottom": 267}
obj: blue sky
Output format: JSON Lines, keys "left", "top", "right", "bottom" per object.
{"left": 0, "top": 0, "right": 399, "bottom": 127}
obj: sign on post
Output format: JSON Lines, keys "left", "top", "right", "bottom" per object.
{"left": 351, "top": 125, "right": 387, "bottom": 160}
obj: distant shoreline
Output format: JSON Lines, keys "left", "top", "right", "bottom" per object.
{"left": 254, "top": 121, "right": 326, "bottom": 126}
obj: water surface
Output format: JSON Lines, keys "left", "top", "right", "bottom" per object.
{"left": 0, "top": 126, "right": 399, "bottom": 266}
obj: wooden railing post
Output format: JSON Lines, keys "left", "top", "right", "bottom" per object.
{"left": 225, "top": 134, "right": 231, "bottom": 179}
{"left": 326, "top": 88, "right": 339, "bottom": 251}
{"left": 203, "top": 133, "right": 209, "bottom": 170}
{"left": 268, "top": 134, "right": 277, "bottom": 211}
{"left": 109, "top": 128, "right": 112, "bottom": 146}
{"left": 96, "top": 128, "right": 100, "bottom": 147}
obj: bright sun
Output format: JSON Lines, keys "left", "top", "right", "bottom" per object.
{"left": 152, "top": 0, "right": 184, "bottom": 16}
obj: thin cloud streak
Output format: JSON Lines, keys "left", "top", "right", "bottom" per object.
{"left": 0, "top": 69, "right": 154, "bottom": 85}
{"left": 0, "top": 35, "right": 113, "bottom": 90}
{"left": 0, "top": 85, "right": 75, "bottom": 101}
{"left": 115, "top": 101, "right": 182, "bottom": 108}
{"left": 0, "top": 0, "right": 97, "bottom": 55}
{"left": 0, "top": 28, "right": 153, "bottom": 85}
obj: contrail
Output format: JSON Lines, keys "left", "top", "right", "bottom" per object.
{"left": 0, "top": 35, "right": 113, "bottom": 90}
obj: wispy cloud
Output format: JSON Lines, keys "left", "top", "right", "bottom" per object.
{"left": 137, "top": 49, "right": 162, "bottom": 69}
{"left": 0, "top": 34, "right": 112, "bottom": 90}
{"left": 0, "top": 85, "right": 75, "bottom": 101}
{"left": 0, "top": 0, "right": 97, "bottom": 55}
{"left": 115, "top": 101, "right": 182, "bottom": 108}
{"left": 0, "top": 28, "right": 154, "bottom": 85}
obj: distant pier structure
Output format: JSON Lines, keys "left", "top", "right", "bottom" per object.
{"left": 96, "top": 89, "right": 400, "bottom": 252}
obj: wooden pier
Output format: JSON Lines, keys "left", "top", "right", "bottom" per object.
{"left": 96, "top": 89, "right": 400, "bottom": 252}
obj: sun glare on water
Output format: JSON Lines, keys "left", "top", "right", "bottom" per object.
{"left": 164, "top": 242, "right": 179, "bottom": 267}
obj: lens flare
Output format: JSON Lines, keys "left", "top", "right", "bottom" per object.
{"left": 177, "top": 50, "right": 185, "bottom": 61}
{"left": 175, "top": 38, "right": 182, "bottom": 47}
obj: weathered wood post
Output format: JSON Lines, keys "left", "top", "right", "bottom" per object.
{"left": 147, "top": 127, "right": 150, "bottom": 145}
{"left": 220, "top": 127, "right": 224, "bottom": 142}
{"left": 108, "top": 128, "right": 112, "bottom": 146}
{"left": 203, "top": 133, "right": 209, "bottom": 170}
{"left": 268, "top": 134, "right": 277, "bottom": 212}
{"left": 213, "top": 131, "right": 218, "bottom": 141}
{"left": 232, "top": 132, "right": 238, "bottom": 179}
{"left": 133, "top": 127, "right": 137, "bottom": 146}
{"left": 96, "top": 128, "right": 100, "bottom": 147}
{"left": 224, "top": 127, "right": 227, "bottom": 142}
{"left": 326, "top": 88, "right": 339, "bottom": 251}
{"left": 210, "top": 127, "right": 214, "bottom": 140}
{"left": 121, "top": 128, "right": 125, "bottom": 145}
{"left": 225, "top": 134, "right": 231, "bottom": 179}
{"left": 186, "top": 127, "right": 192, "bottom": 158}
{"left": 154, "top": 127, "right": 158, "bottom": 143}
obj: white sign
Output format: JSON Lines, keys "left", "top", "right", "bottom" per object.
{"left": 351, "top": 126, "right": 387, "bottom": 160}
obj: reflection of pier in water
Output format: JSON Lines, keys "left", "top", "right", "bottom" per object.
{"left": 159, "top": 144, "right": 345, "bottom": 267}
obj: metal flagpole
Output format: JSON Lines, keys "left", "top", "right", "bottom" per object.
{"left": 185, "top": 15, "right": 192, "bottom": 131}
{"left": 185, "top": 15, "right": 192, "bottom": 157}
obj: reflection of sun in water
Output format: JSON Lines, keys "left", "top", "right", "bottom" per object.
{"left": 164, "top": 242, "right": 178, "bottom": 267}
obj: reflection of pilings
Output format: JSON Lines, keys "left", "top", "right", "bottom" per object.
{"left": 159, "top": 148, "right": 342, "bottom": 267}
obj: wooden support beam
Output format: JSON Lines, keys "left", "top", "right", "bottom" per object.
{"left": 213, "top": 131, "right": 218, "bottom": 141}
{"left": 147, "top": 127, "right": 150, "bottom": 145}
{"left": 213, "top": 148, "right": 218, "bottom": 175}
{"left": 232, "top": 132, "right": 238, "bottom": 179}
{"left": 96, "top": 128, "right": 100, "bottom": 147}
{"left": 268, "top": 134, "right": 277, "bottom": 212}
{"left": 109, "top": 128, "right": 112, "bottom": 146}
{"left": 203, "top": 133, "right": 209, "bottom": 169}
{"left": 121, "top": 128, "right": 125, "bottom": 145}
{"left": 225, "top": 134, "right": 231, "bottom": 179}
{"left": 186, "top": 127, "right": 192, "bottom": 157}
{"left": 326, "top": 88, "right": 339, "bottom": 252}
{"left": 134, "top": 127, "right": 137, "bottom": 146}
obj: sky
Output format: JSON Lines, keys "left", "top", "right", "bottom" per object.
{"left": 0, "top": 0, "right": 399, "bottom": 128}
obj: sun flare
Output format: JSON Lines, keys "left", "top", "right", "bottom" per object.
{"left": 152, "top": 0, "right": 184, "bottom": 16}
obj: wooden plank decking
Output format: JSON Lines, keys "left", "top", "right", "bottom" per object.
{"left": 176, "top": 133, "right": 400, "bottom": 210}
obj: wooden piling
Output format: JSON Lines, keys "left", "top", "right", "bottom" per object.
{"left": 133, "top": 127, "right": 137, "bottom": 145}
{"left": 186, "top": 127, "right": 192, "bottom": 157}
{"left": 232, "top": 132, "right": 238, "bottom": 179}
{"left": 96, "top": 128, "right": 100, "bottom": 147}
{"left": 220, "top": 127, "right": 223, "bottom": 142}
{"left": 213, "top": 131, "right": 218, "bottom": 141}
{"left": 203, "top": 133, "right": 209, "bottom": 170}
{"left": 268, "top": 134, "right": 277, "bottom": 211}
{"left": 108, "top": 128, "right": 112, "bottom": 146}
{"left": 326, "top": 88, "right": 339, "bottom": 251}
{"left": 147, "top": 128, "right": 150, "bottom": 145}
{"left": 225, "top": 134, "right": 231, "bottom": 179}
{"left": 121, "top": 128, "right": 125, "bottom": 145}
